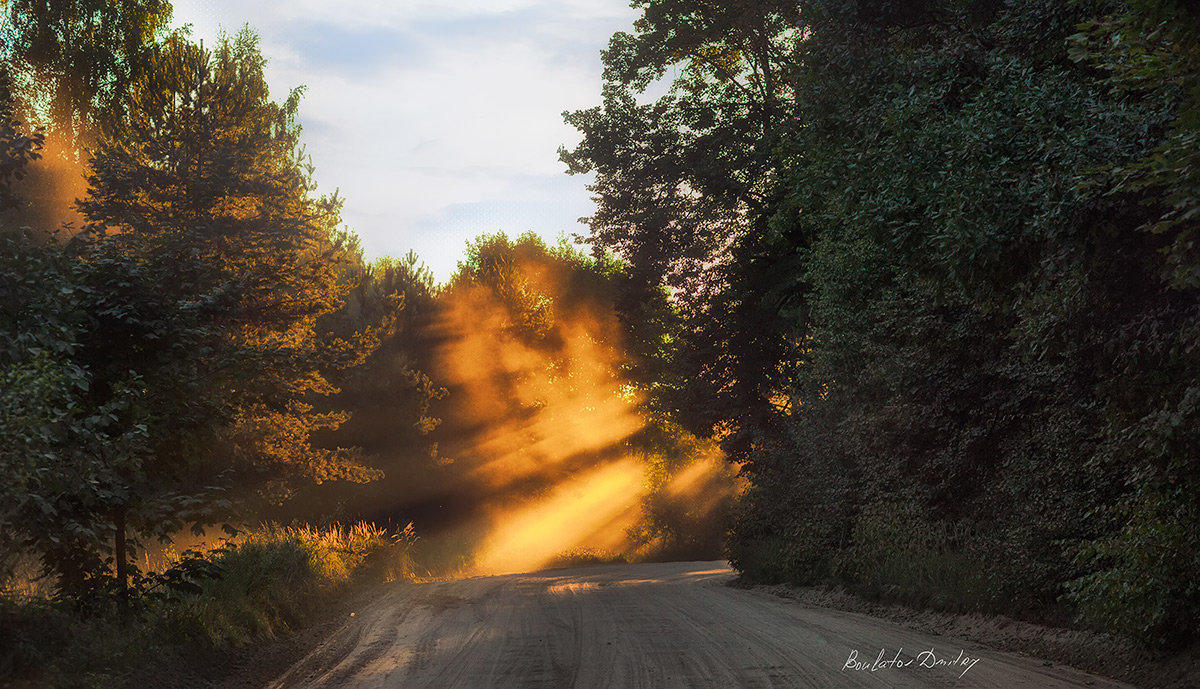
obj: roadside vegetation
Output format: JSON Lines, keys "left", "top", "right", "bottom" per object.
{"left": 1, "top": 522, "right": 416, "bottom": 688}
{"left": 563, "top": 0, "right": 1200, "bottom": 651}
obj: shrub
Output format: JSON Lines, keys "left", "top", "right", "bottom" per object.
{"left": 727, "top": 492, "right": 842, "bottom": 585}
{"left": 834, "top": 501, "right": 988, "bottom": 611}
{"left": 544, "top": 548, "right": 629, "bottom": 569}
{"left": 1067, "top": 489, "right": 1200, "bottom": 649}
{"left": 0, "top": 521, "right": 419, "bottom": 687}
{"left": 156, "top": 522, "right": 413, "bottom": 646}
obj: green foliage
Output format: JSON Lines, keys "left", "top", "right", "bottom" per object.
{"left": 293, "top": 252, "right": 445, "bottom": 522}
{"left": 577, "top": 0, "right": 1200, "bottom": 648}
{"left": 0, "top": 594, "right": 146, "bottom": 689}
{"left": 629, "top": 416, "right": 733, "bottom": 561}
{"left": 0, "top": 226, "right": 176, "bottom": 601}
{"left": 0, "top": 522, "right": 414, "bottom": 687}
{"left": 437, "top": 231, "right": 637, "bottom": 475}
{"left": 1067, "top": 489, "right": 1200, "bottom": 649}
{"left": 1068, "top": 0, "right": 1200, "bottom": 289}
{"left": 562, "top": 0, "right": 807, "bottom": 463}
{"left": 725, "top": 443, "right": 852, "bottom": 586}
{"left": 450, "top": 231, "right": 626, "bottom": 337}
{"left": 1, "top": 22, "right": 401, "bottom": 610}
{"left": 833, "top": 501, "right": 987, "bottom": 611}
{"left": 158, "top": 522, "right": 410, "bottom": 646}
{"left": 79, "top": 28, "right": 378, "bottom": 496}
{"left": 0, "top": 66, "right": 43, "bottom": 212}
{"left": 0, "top": 0, "right": 174, "bottom": 145}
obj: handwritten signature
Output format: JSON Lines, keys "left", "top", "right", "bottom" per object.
{"left": 842, "top": 647, "right": 982, "bottom": 678}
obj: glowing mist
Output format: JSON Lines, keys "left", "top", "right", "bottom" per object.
{"left": 432, "top": 249, "right": 650, "bottom": 575}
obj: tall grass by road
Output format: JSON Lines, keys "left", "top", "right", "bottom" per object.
{"left": 0, "top": 522, "right": 417, "bottom": 689}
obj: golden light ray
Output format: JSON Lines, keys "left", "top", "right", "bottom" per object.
{"left": 431, "top": 251, "right": 651, "bottom": 574}
{"left": 472, "top": 457, "right": 646, "bottom": 576}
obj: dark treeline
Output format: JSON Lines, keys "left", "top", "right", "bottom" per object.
{"left": 562, "top": 0, "right": 1199, "bottom": 648}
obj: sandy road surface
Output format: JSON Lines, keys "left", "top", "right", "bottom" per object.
{"left": 269, "top": 561, "right": 1135, "bottom": 689}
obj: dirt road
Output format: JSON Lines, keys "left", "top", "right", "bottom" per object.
{"left": 269, "top": 561, "right": 1135, "bottom": 689}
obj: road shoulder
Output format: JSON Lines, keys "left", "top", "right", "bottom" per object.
{"left": 737, "top": 579, "right": 1198, "bottom": 689}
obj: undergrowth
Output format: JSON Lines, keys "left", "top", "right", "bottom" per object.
{"left": 833, "top": 501, "right": 989, "bottom": 612}
{"left": 0, "top": 521, "right": 417, "bottom": 689}
{"left": 544, "top": 548, "right": 630, "bottom": 569}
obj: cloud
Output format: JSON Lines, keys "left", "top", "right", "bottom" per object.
{"left": 170, "top": 0, "right": 636, "bottom": 280}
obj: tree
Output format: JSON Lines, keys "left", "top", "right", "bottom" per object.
{"left": 724, "top": 0, "right": 1199, "bottom": 646}
{"left": 286, "top": 251, "right": 446, "bottom": 524}
{"left": 0, "top": 0, "right": 174, "bottom": 233}
{"left": 81, "top": 27, "right": 374, "bottom": 486}
{"left": 2, "top": 94, "right": 202, "bottom": 598}
{"left": 572, "top": 0, "right": 1200, "bottom": 648}
{"left": 0, "top": 0, "right": 173, "bottom": 145}
{"left": 560, "top": 0, "right": 806, "bottom": 462}
{"left": 561, "top": 0, "right": 800, "bottom": 289}
{"left": 427, "top": 232, "right": 731, "bottom": 560}
{"left": 322, "top": 251, "right": 444, "bottom": 457}
{"left": 52, "top": 28, "right": 376, "bottom": 600}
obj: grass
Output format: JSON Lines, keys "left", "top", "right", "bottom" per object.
{"left": 0, "top": 521, "right": 418, "bottom": 688}
{"left": 156, "top": 521, "right": 415, "bottom": 646}
{"left": 543, "top": 547, "right": 630, "bottom": 569}
{"left": 832, "top": 502, "right": 989, "bottom": 612}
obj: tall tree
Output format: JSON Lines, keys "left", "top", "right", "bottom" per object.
{"left": 53, "top": 28, "right": 377, "bottom": 599}
{"left": 561, "top": 0, "right": 799, "bottom": 289}
{"left": 571, "top": 0, "right": 1200, "bottom": 649}
{"left": 560, "top": 0, "right": 806, "bottom": 461}
{"left": 1, "top": 80, "right": 197, "bottom": 600}
{"left": 724, "top": 0, "right": 1199, "bottom": 647}
{"left": 287, "top": 251, "right": 446, "bottom": 524}
{"left": 0, "top": 0, "right": 174, "bottom": 233}
{"left": 80, "top": 27, "right": 376, "bottom": 493}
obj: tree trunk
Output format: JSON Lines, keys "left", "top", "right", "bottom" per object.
{"left": 114, "top": 506, "right": 129, "bottom": 617}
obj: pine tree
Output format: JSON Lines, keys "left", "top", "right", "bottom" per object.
{"left": 78, "top": 28, "right": 377, "bottom": 514}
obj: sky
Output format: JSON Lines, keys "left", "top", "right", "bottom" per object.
{"left": 169, "top": 0, "right": 641, "bottom": 282}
